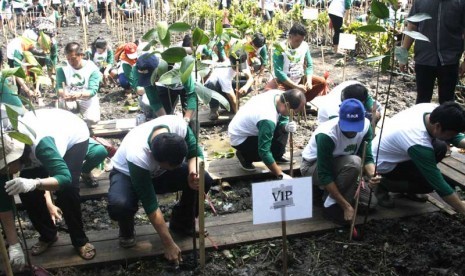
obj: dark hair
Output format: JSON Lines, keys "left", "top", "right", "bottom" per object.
{"left": 229, "top": 50, "right": 247, "bottom": 67}
{"left": 289, "top": 23, "right": 307, "bottom": 37}
{"left": 64, "top": 42, "right": 84, "bottom": 55}
{"left": 93, "top": 37, "right": 108, "bottom": 50}
{"left": 280, "top": 89, "right": 305, "bottom": 110}
{"left": 341, "top": 83, "right": 369, "bottom": 103}
{"left": 150, "top": 133, "right": 188, "bottom": 166}
{"left": 430, "top": 102, "right": 465, "bottom": 133}
{"left": 182, "top": 34, "right": 192, "bottom": 47}
{"left": 252, "top": 33, "right": 266, "bottom": 48}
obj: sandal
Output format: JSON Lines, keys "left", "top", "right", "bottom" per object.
{"left": 81, "top": 173, "right": 99, "bottom": 188}
{"left": 31, "top": 236, "right": 58, "bottom": 256}
{"left": 76, "top": 243, "right": 96, "bottom": 260}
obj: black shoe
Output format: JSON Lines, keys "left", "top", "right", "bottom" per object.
{"left": 81, "top": 173, "right": 98, "bottom": 188}
{"left": 119, "top": 230, "right": 136, "bottom": 248}
{"left": 275, "top": 156, "right": 296, "bottom": 165}
{"left": 323, "top": 204, "right": 349, "bottom": 226}
{"left": 236, "top": 151, "right": 256, "bottom": 172}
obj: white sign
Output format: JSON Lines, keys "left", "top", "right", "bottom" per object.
{"left": 303, "top": 8, "right": 319, "bottom": 20}
{"left": 338, "top": 33, "right": 357, "bottom": 50}
{"left": 252, "top": 177, "right": 313, "bottom": 225}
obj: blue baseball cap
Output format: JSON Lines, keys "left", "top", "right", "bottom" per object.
{"left": 136, "top": 53, "right": 159, "bottom": 87}
{"left": 339, "top": 99, "right": 366, "bottom": 132}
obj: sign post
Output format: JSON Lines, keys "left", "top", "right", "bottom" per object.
{"left": 338, "top": 33, "right": 357, "bottom": 81}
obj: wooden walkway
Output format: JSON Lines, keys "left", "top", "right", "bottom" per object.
{"left": 90, "top": 110, "right": 234, "bottom": 137}
{"left": 19, "top": 198, "right": 439, "bottom": 270}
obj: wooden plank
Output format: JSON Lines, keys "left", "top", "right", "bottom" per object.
{"left": 438, "top": 162, "right": 465, "bottom": 187}
{"left": 198, "top": 110, "right": 234, "bottom": 127}
{"left": 24, "top": 199, "right": 439, "bottom": 270}
{"left": 426, "top": 194, "right": 456, "bottom": 216}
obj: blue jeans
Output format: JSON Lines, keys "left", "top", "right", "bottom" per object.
{"left": 118, "top": 73, "right": 131, "bottom": 89}
{"left": 107, "top": 162, "right": 214, "bottom": 237}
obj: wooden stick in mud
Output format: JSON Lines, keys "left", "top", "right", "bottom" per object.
{"left": 81, "top": 7, "right": 88, "bottom": 48}
{"left": 235, "top": 61, "right": 239, "bottom": 112}
{"left": 198, "top": 161, "right": 206, "bottom": 268}
{"left": 349, "top": 141, "right": 367, "bottom": 241}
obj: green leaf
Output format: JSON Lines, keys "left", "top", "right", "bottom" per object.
{"left": 220, "top": 33, "right": 231, "bottom": 44}
{"left": 371, "top": 0, "right": 389, "bottom": 19}
{"left": 142, "top": 28, "right": 158, "bottom": 41}
{"left": 402, "top": 30, "right": 430, "bottom": 42}
{"left": 381, "top": 55, "right": 390, "bottom": 73}
{"left": 158, "top": 69, "right": 181, "bottom": 87}
{"left": 215, "top": 19, "right": 223, "bottom": 36}
{"left": 5, "top": 105, "right": 19, "bottom": 129}
{"left": 143, "top": 39, "right": 158, "bottom": 51}
{"left": 364, "top": 55, "right": 387, "bottom": 63}
{"left": 1, "top": 67, "right": 26, "bottom": 79}
{"left": 196, "top": 61, "right": 211, "bottom": 78}
{"left": 23, "top": 51, "right": 40, "bottom": 67}
{"left": 29, "top": 67, "right": 43, "bottom": 76}
{"left": 152, "top": 58, "right": 168, "bottom": 83}
{"left": 199, "top": 34, "right": 210, "bottom": 46}
{"left": 160, "top": 31, "right": 171, "bottom": 48}
{"left": 407, "top": 13, "right": 432, "bottom": 23}
{"left": 192, "top": 27, "right": 204, "bottom": 46}
{"left": 180, "top": 55, "right": 194, "bottom": 83}
{"left": 273, "top": 42, "right": 285, "bottom": 55}
{"left": 244, "top": 44, "right": 255, "bottom": 53}
{"left": 18, "top": 95, "right": 36, "bottom": 119}
{"left": 160, "top": 47, "right": 187, "bottom": 63}
{"left": 8, "top": 131, "right": 33, "bottom": 145}
{"left": 168, "top": 22, "right": 191, "bottom": 32}
{"left": 195, "top": 82, "right": 230, "bottom": 111}
{"left": 39, "top": 31, "right": 51, "bottom": 52}
{"left": 156, "top": 21, "right": 169, "bottom": 41}
{"left": 0, "top": 83, "right": 23, "bottom": 110}
{"left": 357, "top": 24, "right": 386, "bottom": 33}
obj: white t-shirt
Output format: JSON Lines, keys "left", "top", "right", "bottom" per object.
{"left": 111, "top": 115, "right": 188, "bottom": 177}
{"left": 18, "top": 109, "right": 89, "bottom": 160}
{"left": 316, "top": 80, "right": 361, "bottom": 123}
{"left": 205, "top": 60, "right": 236, "bottom": 95}
{"left": 302, "top": 116, "right": 371, "bottom": 162}
{"left": 373, "top": 103, "right": 438, "bottom": 174}
{"left": 328, "top": 0, "right": 347, "bottom": 18}
{"left": 228, "top": 90, "right": 283, "bottom": 146}
{"left": 279, "top": 40, "right": 309, "bottom": 84}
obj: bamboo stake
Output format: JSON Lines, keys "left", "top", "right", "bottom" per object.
{"left": 235, "top": 61, "right": 239, "bottom": 112}
{"left": 198, "top": 161, "right": 206, "bottom": 269}
{"left": 349, "top": 141, "right": 367, "bottom": 241}
{"left": 81, "top": 7, "right": 88, "bottom": 48}
{"left": 0, "top": 235, "right": 13, "bottom": 276}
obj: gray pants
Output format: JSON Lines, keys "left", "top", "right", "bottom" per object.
{"left": 301, "top": 155, "right": 361, "bottom": 205}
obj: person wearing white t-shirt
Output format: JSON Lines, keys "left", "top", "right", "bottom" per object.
{"left": 107, "top": 115, "right": 215, "bottom": 264}
{"left": 205, "top": 49, "right": 254, "bottom": 120}
{"left": 300, "top": 99, "right": 380, "bottom": 225}
{"left": 373, "top": 102, "right": 465, "bottom": 214}
{"left": 56, "top": 42, "right": 102, "bottom": 125}
{"left": 328, "top": 0, "right": 352, "bottom": 54}
{"left": 228, "top": 89, "right": 304, "bottom": 178}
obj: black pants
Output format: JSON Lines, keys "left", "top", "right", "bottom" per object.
{"left": 232, "top": 126, "right": 288, "bottom": 163}
{"left": 382, "top": 139, "right": 447, "bottom": 193}
{"left": 415, "top": 63, "right": 459, "bottom": 104}
{"left": 107, "top": 163, "right": 215, "bottom": 237}
{"left": 19, "top": 140, "right": 89, "bottom": 248}
{"left": 329, "top": 13, "right": 343, "bottom": 46}
{"left": 218, "top": 0, "right": 231, "bottom": 9}
{"left": 98, "top": 2, "right": 112, "bottom": 19}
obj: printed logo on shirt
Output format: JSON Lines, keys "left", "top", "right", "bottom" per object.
{"left": 343, "top": 144, "right": 357, "bottom": 153}
{"left": 69, "top": 73, "right": 85, "bottom": 90}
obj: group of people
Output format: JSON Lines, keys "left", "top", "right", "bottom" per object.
{"left": 1, "top": 0, "right": 465, "bottom": 272}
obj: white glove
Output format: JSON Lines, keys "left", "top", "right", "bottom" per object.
{"left": 284, "top": 121, "right": 297, "bottom": 133}
{"left": 282, "top": 173, "right": 293, "bottom": 179}
{"left": 8, "top": 243, "right": 25, "bottom": 271}
{"left": 395, "top": 46, "right": 408, "bottom": 65}
{"left": 5, "top": 178, "right": 39, "bottom": 195}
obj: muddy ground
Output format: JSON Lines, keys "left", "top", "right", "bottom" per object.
{"left": 2, "top": 15, "right": 465, "bottom": 276}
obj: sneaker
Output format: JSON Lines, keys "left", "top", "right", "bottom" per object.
{"left": 236, "top": 151, "right": 256, "bottom": 172}
{"left": 119, "top": 236, "right": 136, "bottom": 248}
{"left": 323, "top": 204, "right": 348, "bottom": 226}
{"left": 374, "top": 183, "right": 395, "bottom": 209}
{"left": 208, "top": 109, "right": 219, "bottom": 120}
{"left": 101, "top": 19, "right": 105, "bottom": 24}
{"left": 81, "top": 173, "right": 98, "bottom": 188}
{"left": 275, "top": 156, "right": 296, "bottom": 165}
{"left": 358, "top": 182, "right": 377, "bottom": 208}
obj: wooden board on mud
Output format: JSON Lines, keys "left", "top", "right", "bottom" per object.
{"left": 89, "top": 110, "right": 234, "bottom": 137}
{"left": 438, "top": 154, "right": 465, "bottom": 188}
{"left": 22, "top": 198, "right": 439, "bottom": 270}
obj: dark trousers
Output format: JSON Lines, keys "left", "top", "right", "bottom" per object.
{"left": 329, "top": 13, "right": 343, "bottom": 46}
{"left": 98, "top": 1, "right": 112, "bottom": 19}
{"left": 382, "top": 139, "right": 447, "bottom": 193}
{"left": 218, "top": 0, "right": 231, "bottom": 9}
{"left": 19, "top": 140, "right": 89, "bottom": 247}
{"left": 415, "top": 63, "right": 459, "bottom": 104}
{"left": 205, "top": 81, "right": 236, "bottom": 110}
{"left": 232, "top": 126, "right": 288, "bottom": 163}
{"left": 107, "top": 163, "right": 215, "bottom": 237}
{"left": 155, "top": 85, "right": 199, "bottom": 134}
